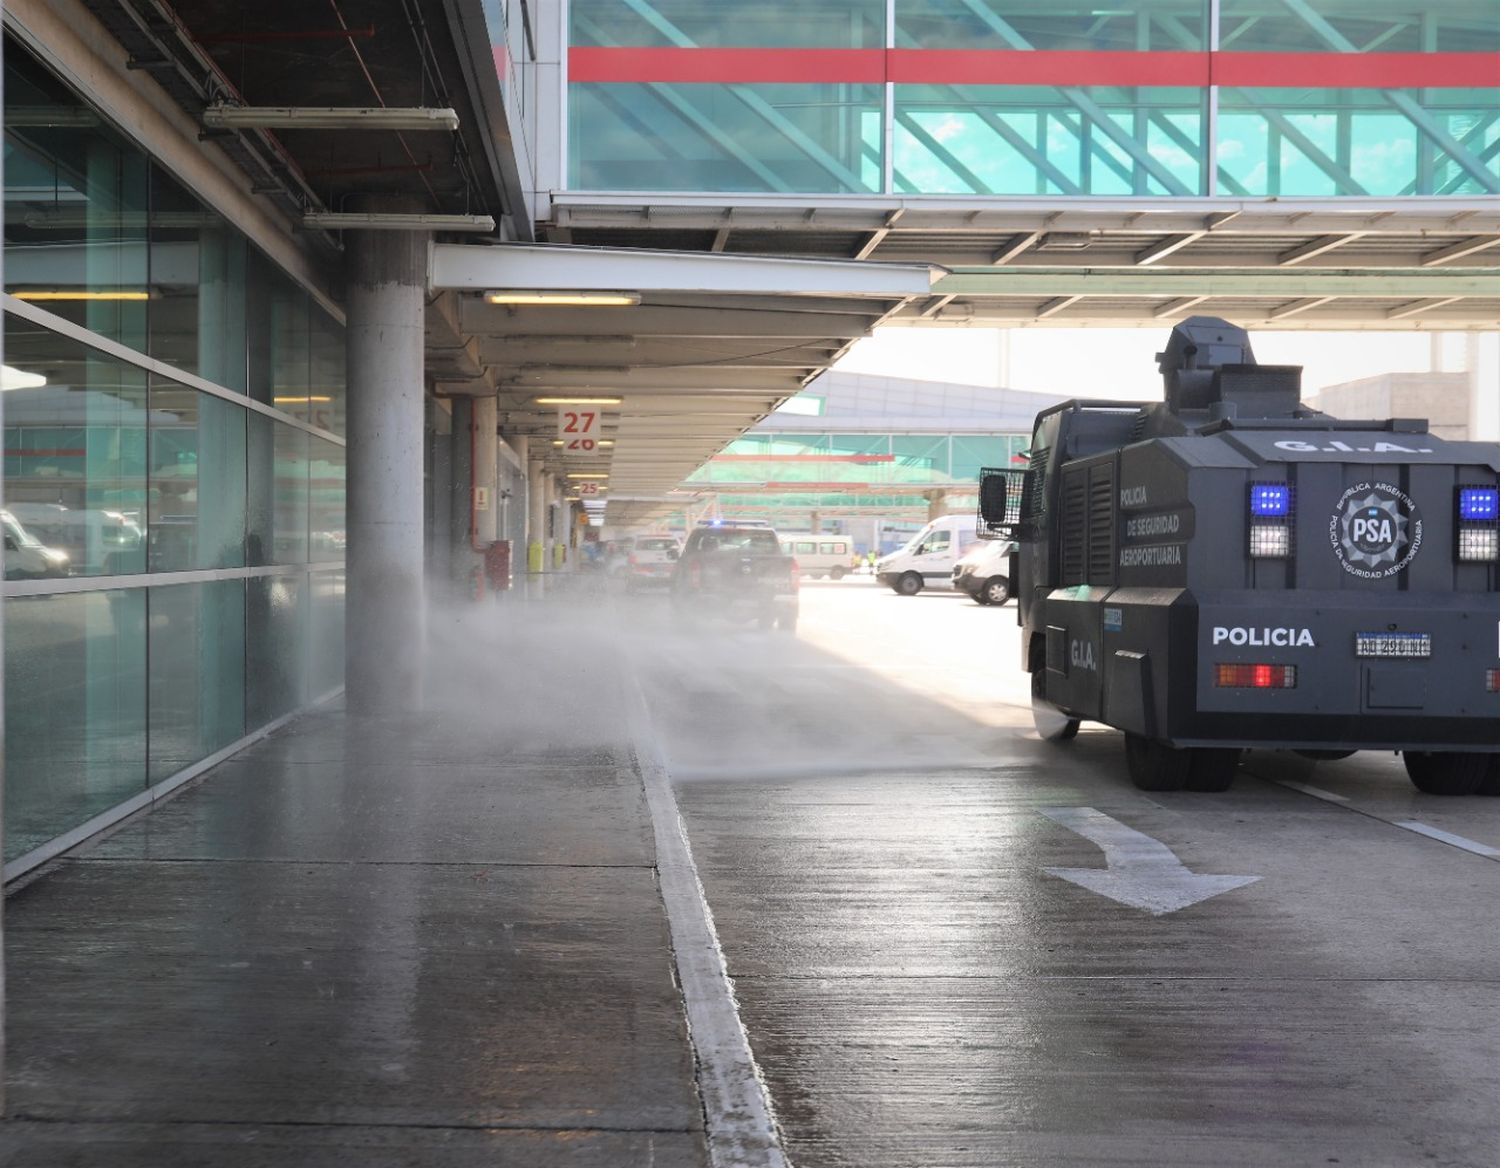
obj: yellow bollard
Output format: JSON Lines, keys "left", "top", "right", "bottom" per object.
{"left": 527, "top": 542, "right": 544, "bottom": 574}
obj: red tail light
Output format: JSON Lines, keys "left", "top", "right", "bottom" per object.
{"left": 789, "top": 558, "right": 800, "bottom": 591}
{"left": 1487, "top": 669, "right": 1500, "bottom": 693}
{"left": 1215, "top": 663, "right": 1297, "bottom": 688}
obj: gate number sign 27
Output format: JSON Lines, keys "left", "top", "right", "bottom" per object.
{"left": 559, "top": 408, "right": 599, "bottom": 452}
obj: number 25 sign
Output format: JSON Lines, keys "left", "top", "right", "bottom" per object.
{"left": 558, "top": 408, "right": 600, "bottom": 451}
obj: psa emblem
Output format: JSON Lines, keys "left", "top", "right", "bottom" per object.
{"left": 1330, "top": 482, "right": 1422, "bottom": 578}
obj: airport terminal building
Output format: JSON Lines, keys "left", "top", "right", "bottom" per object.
{"left": 3, "top": 0, "right": 1498, "bottom": 871}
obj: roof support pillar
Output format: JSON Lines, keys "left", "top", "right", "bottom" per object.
{"left": 345, "top": 203, "right": 429, "bottom": 714}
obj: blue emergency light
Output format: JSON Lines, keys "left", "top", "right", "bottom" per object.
{"left": 1249, "top": 483, "right": 1291, "bottom": 517}
{"left": 1458, "top": 488, "right": 1499, "bottom": 522}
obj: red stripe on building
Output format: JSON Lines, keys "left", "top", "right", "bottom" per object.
{"left": 569, "top": 47, "right": 883, "bottom": 85}
{"left": 887, "top": 50, "right": 1209, "bottom": 87}
{"left": 568, "top": 47, "right": 1500, "bottom": 89}
{"left": 1210, "top": 52, "right": 1500, "bottom": 90}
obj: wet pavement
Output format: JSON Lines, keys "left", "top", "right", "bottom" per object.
{"left": 6, "top": 580, "right": 1500, "bottom": 1166}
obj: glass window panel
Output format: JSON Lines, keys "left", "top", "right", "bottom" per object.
{"left": 5, "top": 589, "right": 146, "bottom": 861}
{"left": 951, "top": 435, "right": 1026, "bottom": 482}
{"left": 148, "top": 581, "right": 246, "bottom": 782}
{"left": 309, "top": 437, "right": 345, "bottom": 563}
{"left": 309, "top": 570, "right": 346, "bottom": 698}
{"left": 1217, "top": 89, "right": 1499, "bottom": 196}
{"left": 308, "top": 308, "right": 346, "bottom": 436}
{"left": 147, "top": 163, "right": 249, "bottom": 385}
{"left": 246, "top": 250, "right": 310, "bottom": 409}
{"left": 897, "top": 0, "right": 1205, "bottom": 50}
{"left": 3, "top": 315, "right": 148, "bottom": 576}
{"left": 890, "top": 436, "right": 950, "bottom": 481}
{"left": 570, "top": 83, "right": 883, "bottom": 193}
{"left": 247, "top": 417, "right": 308, "bottom": 565}
{"left": 247, "top": 573, "right": 308, "bottom": 725}
{"left": 3, "top": 45, "right": 149, "bottom": 350}
{"left": 1218, "top": 2, "right": 1498, "bottom": 53}
{"left": 895, "top": 86, "right": 1203, "bottom": 195}
{"left": 572, "top": 0, "right": 884, "bottom": 47}
{"left": 148, "top": 380, "right": 247, "bottom": 571}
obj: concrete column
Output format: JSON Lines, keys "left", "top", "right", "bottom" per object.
{"left": 345, "top": 216, "right": 429, "bottom": 714}
{"left": 474, "top": 398, "right": 499, "bottom": 545}
{"left": 1470, "top": 333, "right": 1500, "bottom": 441}
{"left": 926, "top": 492, "right": 949, "bottom": 522}
{"left": 810, "top": 511, "right": 822, "bottom": 534}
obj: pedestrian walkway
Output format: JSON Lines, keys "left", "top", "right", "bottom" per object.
{"left": 0, "top": 603, "right": 711, "bottom": 1166}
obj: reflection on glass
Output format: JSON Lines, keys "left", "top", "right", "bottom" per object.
{"left": 572, "top": 0, "right": 884, "bottom": 47}
{"left": 1217, "top": 1, "right": 1497, "bottom": 52}
{"left": 309, "top": 438, "right": 345, "bottom": 563}
{"left": 5, "top": 590, "right": 147, "bottom": 860}
{"left": 309, "top": 570, "right": 346, "bottom": 698}
{"left": 896, "top": 0, "right": 1205, "bottom": 50}
{"left": 247, "top": 416, "right": 308, "bottom": 565}
{"left": 3, "top": 45, "right": 148, "bottom": 350}
{"left": 570, "top": 83, "right": 883, "bottom": 193}
{"left": 148, "top": 582, "right": 246, "bottom": 782}
{"left": 1217, "top": 89, "right": 1499, "bottom": 197}
{"left": 895, "top": 85, "right": 1203, "bottom": 195}
{"left": 247, "top": 574, "right": 307, "bottom": 724}
{"left": 3, "top": 315, "right": 148, "bottom": 576}
{"left": 148, "top": 380, "right": 248, "bottom": 571}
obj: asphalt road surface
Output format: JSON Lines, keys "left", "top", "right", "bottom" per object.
{"left": 626, "top": 576, "right": 1500, "bottom": 1168}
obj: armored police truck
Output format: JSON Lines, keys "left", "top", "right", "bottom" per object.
{"left": 978, "top": 317, "right": 1500, "bottom": 796}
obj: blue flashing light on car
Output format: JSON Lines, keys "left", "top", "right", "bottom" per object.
{"left": 1458, "top": 488, "right": 1499, "bottom": 522}
{"left": 1249, "top": 483, "right": 1291, "bottom": 517}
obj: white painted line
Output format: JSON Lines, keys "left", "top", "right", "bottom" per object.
{"left": 624, "top": 671, "right": 790, "bottom": 1168}
{"left": 1040, "top": 807, "right": 1261, "bottom": 915}
{"left": 1273, "top": 779, "right": 1351, "bottom": 804}
{"left": 1394, "top": 820, "right": 1500, "bottom": 859}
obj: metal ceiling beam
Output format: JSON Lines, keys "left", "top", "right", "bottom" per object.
{"left": 1420, "top": 236, "right": 1500, "bottom": 267}
{"left": 459, "top": 301, "right": 885, "bottom": 338}
{"left": 1135, "top": 232, "right": 1204, "bottom": 266}
{"left": 1035, "top": 295, "right": 1082, "bottom": 319}
{"left": 1269, "top": 297, "right": 1337, "bottom": 320}
{"left": 933, "top": 268, "right": 1500, "bottom": 298}
{"left": 1277, "top": 233, "right": 1365, "bottom": 266}
{"left": 1153, "top": 296, "right": 1208, "bottom": 317}
{"left": 1386, "top": 297, "right": 1463, "bottom": 319}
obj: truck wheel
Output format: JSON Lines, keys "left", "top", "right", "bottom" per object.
{"left": 1123, "top": 733, "right": 1192, "bottom": 792}
{"left": 1031, "top": 671, "right": 1079, "bottom": 742}
{"left": 1187, "top": 748, "right": 1242, "bottom": 793}
{"left": 1403, "top": 751, "right": 1489, "bottom": 796}
{"left": 829, "top": 566, "right": 846, "bottom": 581}
{"left": 980, "top": 576, "right": 1010, "bottom": 606}
{"left": 1482, "top": 756, "right": 1500, "bottom": 797}
{"left": 896, "top": 572, "right": 923, "bottom": 596}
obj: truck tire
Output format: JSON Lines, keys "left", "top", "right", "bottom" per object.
{"left": 979, "top": 575, "right": 1010, "bottom": 606}
{"left": 896, "top": 572, "right": 923, "bottom": 596}
{"left": 829, "top": 566, "right": 846, "bottom": 581}
{"left": 1482, "top": 756, "right": 1500, "bottom": 797}
{"left": 1403, "top": 750, "right": 1489, "bottom": 796}
{"left": 1031, "top": 671, "right": 1079, "bottom": 742}
{"left": 1124, "top": 733, "right": 1192, "bottom": 791}
{"left": 1187, "top": 748, "right": 1242, "bottom": 792}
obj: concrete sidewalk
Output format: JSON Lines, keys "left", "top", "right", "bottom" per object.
{"left": 0, "top": 698, "right": 710, "bottom": 1166}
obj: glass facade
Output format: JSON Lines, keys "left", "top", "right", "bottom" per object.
{"left": 2, "top": 42, "right": 347, "bottom": 865}
{"left": 565, "top": 0, "right": 1500, "bottom": 195}
{"left": 690, "top": 431, "right": 1027, "bottom": 490}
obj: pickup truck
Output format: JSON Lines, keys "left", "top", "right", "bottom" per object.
{"left": 670, "top": 524, "right": 799, "bottom": 632}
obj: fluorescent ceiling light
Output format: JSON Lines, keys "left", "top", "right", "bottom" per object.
{"left": 303, "top": 212, "right": 495, "bottom": 233}
{"left": 486, "top": 290, "right": 641, "bottom": 307}
{"left": 553, "top": 438, "right": 615, "bottom": 447}
{"left": 274, "top": 396, "right": 334, "bottom": 404}
{"left": 534, "top": 396, "right": 622, "bottom": 405}
{"left": 566, "top": 473, "right": 609, "bottom": 480}
{"left": 203, "top": 105, "right": 460, "bottom": 132}
{"left": 12, "top": 290, "right": 149, "bottom": 302}
{"left": 1, "top": 365, "right": 47, "bottom": 391}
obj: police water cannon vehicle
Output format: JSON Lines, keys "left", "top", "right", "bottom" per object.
{"left": 977, "top": 317, "right": 1500, "bottom": 796}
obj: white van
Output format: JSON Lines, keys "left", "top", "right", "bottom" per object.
{"left": 875, "top": 515, "right": 979, "bottom": 595}
{"left": 778, "top": 533, "right": 854, "bottom": 580}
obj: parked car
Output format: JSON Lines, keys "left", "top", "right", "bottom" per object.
{"left": 951, "top": 538, "right": 1016, "bottom": 605}
{"left": 621, "top": 534, "right": 681, "bottom": 590}
{"left": 671, "top": 524, "right": 799, "bottom": 632}
{"left": 2, "top": 510, "right": 71, "bottom": 580}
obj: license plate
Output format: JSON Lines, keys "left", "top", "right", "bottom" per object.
{"left": 1355, "top": 632, "right": 1431, "bottom": 658}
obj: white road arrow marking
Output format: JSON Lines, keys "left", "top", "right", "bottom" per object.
{"left": 1040, "top": 806, "right": 1261, "bottom": 915}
